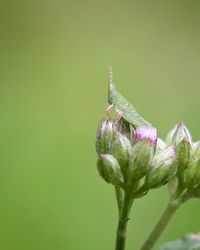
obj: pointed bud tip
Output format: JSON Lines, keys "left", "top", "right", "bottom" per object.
{"left": 146, "top": 146, "right": 177, "bottom": 189}
{"left": 175, "top": 122, "right": 192, "bottom": 144}
{"left": 166, "top": 122, "right": 192, "bottom": 145}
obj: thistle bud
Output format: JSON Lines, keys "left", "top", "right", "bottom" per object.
{"left": 97, "top": 154, "right": 123, "bottom": 186}
{"left": 129, "top": 125, "right": 157, "bottom": 178}
{"left": 185, "top": 158, "right": 200, "bottom": 189}
{"left": 96, "top": 119, "right": 115, "bottom": 155}
{"left": 145, "top": 146, "right": 177, "bottom": 189}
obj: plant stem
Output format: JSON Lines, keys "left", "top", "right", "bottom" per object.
{"left": 140, "top": 200, "right": 180, "bottom": 250}
{"left": 115, "top": 186, "right": 124, "bottom": 217}
{"left": 115, "top": 191, "right": 133, "bottom": 250}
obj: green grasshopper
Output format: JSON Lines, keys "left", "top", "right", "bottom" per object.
{"left": 106, "top": 67, "right": 151, "bottom": 129}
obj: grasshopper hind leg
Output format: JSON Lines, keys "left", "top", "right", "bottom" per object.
{"left": 106, "top": 104, "right": 113, "bottom": 117}
{"left": 106, "top": 105, "right": 121, "bottom": 125}
{"left": 114, "top": 110, "right": 122, "bottom": 125}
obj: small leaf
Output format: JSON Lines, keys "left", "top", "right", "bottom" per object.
{"left": 159, "top": 233, "right": 200, "bottom": 250}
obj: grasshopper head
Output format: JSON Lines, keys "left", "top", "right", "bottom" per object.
{"left": 108, "top": 66, "right": 116, "bottom": 104}
{"left": 108, "top": 82, "right": 116, "bottom": 104}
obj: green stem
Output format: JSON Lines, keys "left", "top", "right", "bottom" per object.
{"left": 115, "top": 190, "right": 134, "bottom": 250}
{"left": 140, "top": 200, "right": 180, "bottom": 250}
{"left": 115, "top": 186, "right": 124, "bottom": 217}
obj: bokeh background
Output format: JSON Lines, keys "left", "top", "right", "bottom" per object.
{"left": 0, "top": 0, "right": 200, "bottom": 249}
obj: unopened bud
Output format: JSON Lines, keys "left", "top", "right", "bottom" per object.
{"left": 129, "top": 141, "right": 155, "bottom": 178}
{"left": 129, "top": 125, "right": 157, "bottom": 178}
{"left": 192, "top": 141, "right": 200, "bottom": 159}
{"left": 145, "top": 146, "right": 177, "bottom": 189}
{"left": 166, "top": 123, "right": 192, "bottom": 170}
{"left": 185, "top": 158, "right": 200, "bottom": 189}
{"left": 97, "top": 154, "right": 123, "bottom": 186}
{"left": 165, "top": 124, "right": 178, "bottom": 145}
{"left": 96, "top": 119, "right": 115, "bottom": 155}
{"left": 155, "top": 138, "right": 167, "bottom": 154}
{"left": 110, "top": 132, "right": 131, "bottom": 176}
{"left": 153, "top": 146, "right": 175, "bottom": 165}
{"left": 169, "top": 122, "right": 192, "bottom": 145}
{"left": 133, "top": 125, "right": 157, "bottom": 145}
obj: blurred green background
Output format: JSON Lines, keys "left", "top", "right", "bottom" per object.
{"left": 0, "top": 0, "right": 200, "bottom": 249}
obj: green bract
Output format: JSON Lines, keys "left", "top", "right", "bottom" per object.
{"left": 155, "top": 138, "right": 167, "bottom": 154}
{"left": 110, "top": 132, "right": 131, "bottom": 166}
{"left": 176, "top": 139, "right": 191, "bottom": 169}
{"left": 185, "top": 158, "right": 200, "bottom": 189}
{"left": 145, "top": 146, "right": 177, "bottom": 189}
{"left": 192, "top": 141, "right": 200, "bottom": 158}
{"left": 129, "top": 141, "right": 155, "bottom": 179}
{"left": 165, "top": 124, "right": 179, "bottom": 145}
{"left": 96, "top": 119, "right": 115, "bottom": 155}
{"left": 97, "top": 154, "right": 123, "bottom": 186}
{"left": 110, "top": 131, "right": 132, "bottom": 178}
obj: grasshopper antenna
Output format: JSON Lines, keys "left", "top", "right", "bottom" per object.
{"left": 106, "top": 66, "right": 114, "bottom": 115}
{"left": 108, "top": 65, "right": 113, "bottom": 88}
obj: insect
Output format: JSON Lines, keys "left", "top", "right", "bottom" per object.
{"left": 106, "top": 66, "right": 151, "bottom": 129}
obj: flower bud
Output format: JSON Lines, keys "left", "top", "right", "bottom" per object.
{"left": 97, "top": 154, "right": 123, "bottom": 186}
{"left": 165, "top": 124, "right": 178, "bottom": 145}
{"left": 96, "top": 118, "right": 131, "bottom": 171}
{"left": 133, "top": 125, "right": 157, "bottom": 145}
{"left": 96, "top": 119, "right": 115, "bottom": 155}
{"left": 169, "top": 122, "right": 192, "bottom": 145}
{"left": 129, "top": 141, "right": 154, "bottom": 178}
{"left": 192, "top": 141, "right": 200, "bottom": 159}
{"left": 153, "top": 146, "right": 175, "bottom": 165}
{"left": 185, "top": 158, "right": 200, "bottom": 189}
{"left": 155, "top": 138, "right": 167, "bottom": 154}
{"left": 129, "top": 125, "right": 157, "bottom": 179}
{"left": 145, "top": 146, "right": 177, "bottom": 189}
{"left": 166, "top": 123, "right": 192, "bottom": 171}
{"left": 110, "top": 131, "right": 131, "bottom": 176}
{"left": 129, "top": 141, "right": 155, "bottom": 178}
